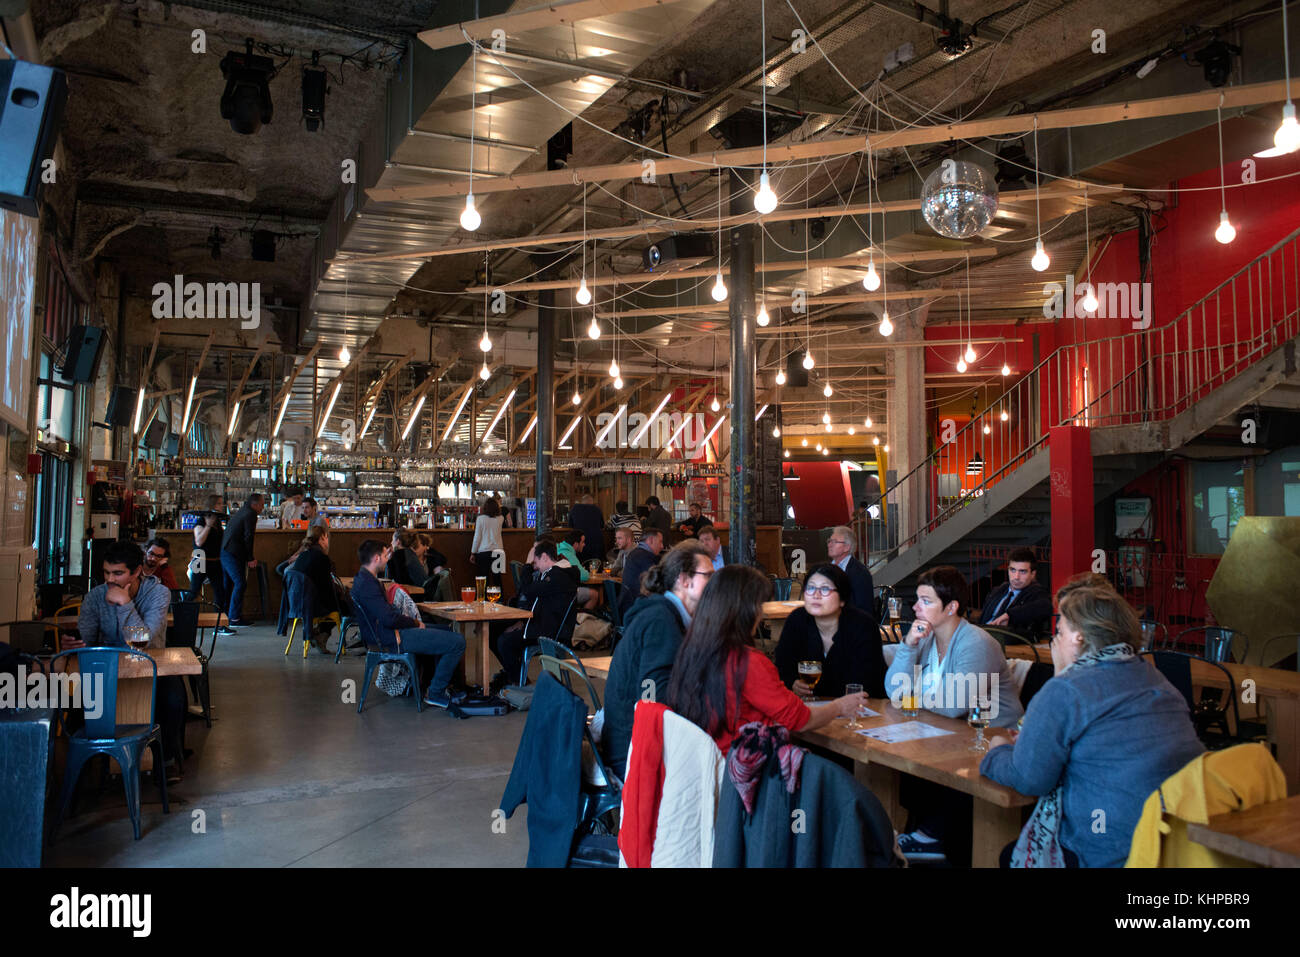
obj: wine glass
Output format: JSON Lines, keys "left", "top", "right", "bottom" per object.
{"left": 486, "top": 586, "right": 501, "bottom": 604}
{"left": 125, "top": 624, "right": 151, "bottom": 651}
{"left": 845, "top": 683, "right": 864, "bottom": 729}
{"left": 968, "top": 699, "right": 991, "bottom": 752}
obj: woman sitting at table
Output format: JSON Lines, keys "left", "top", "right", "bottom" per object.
{"left": 665, "top": 565, "right": 866, "bottom": 755}
{"left": 415, "top": 532, "right": 455, "bottom": 602}
{"left": 774, "top": 563, "right": 887, "bottom": 698}
{"left": 288, "top": 526, "right": 340, "bottom": 654}
{"left": 980, "top": 582, "right": 1204, "bottom": 867}
{"left": 883, "top": 565, "right": 1022, "bottom": 864}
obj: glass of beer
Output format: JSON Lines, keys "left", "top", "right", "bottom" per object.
{"left": 797, "top": 660, "right": 823, "bottom": 700}
{"left": 899, "top": 682, "right": 921, "bottom": 718}
{"left": 845, "top": 683, "right": 864, "bottom": 729}
{"left": 475, "top": 576, "right": 487, "bottom": 602}
{"left": 968, "top": 699, "right": 992, "bottom": 752}
{"left": 486, "top": 585, "right": 501, "bottom": 604}
{"left": 887, "top": 597, "right": 901, "bottom": 639}
{"left": 460, "top": 586, "right": 476, "bottom": 605}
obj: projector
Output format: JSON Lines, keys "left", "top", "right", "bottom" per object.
{"left": 643, "top": 234, "right": 715, "bottom": 273}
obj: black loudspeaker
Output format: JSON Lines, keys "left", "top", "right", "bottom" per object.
{"left": 784, "top": 351, "right": 809, "bottom": 388}
{"left": 105, "top": 385, "right": 135, "bottom": 428}
{"left": 0, "top": 59, "right": 68, "bottom": 217}
{"left": 60, "top": 324, "right": 105, "bottom": 383}
{"left": 143, "top": 418, "right": 167, "bottom": 449}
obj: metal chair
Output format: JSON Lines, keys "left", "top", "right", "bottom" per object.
{"left": 536, "top": 655, "right": 622, "bottom": 824}
{"left": 770, "top": 577, "right": 794, "bottom": 601}
{"left": 518, "top": 597, "right": 580, "bottom": 686}
{"left": 509, "top": 561, "right": 529, "bottom": 595}
{"left": 351, "top": 599, "right": 423, "bottom": 714}
{"left": 1137, "top": 620, "right": 1167, "bottom": 653}
{"left": 1174, "top": 626, "right": 1248, "bottom": 663}
{"left": 983, "top": 625, "right": 1040, "bottom": 663}
{"left": 874, "top": 585, "right": 896, "bottom": 625}
{"left": 282, "top": 570, "right": 337, "bottom": 658}
{"left": 48, "top": 646, "right": 170, "bottom": 843}
{"left": 330, "top": 573, "right": 361, "bottom": 663}
{"left": 54, "top": 601, "right": 82, "bottom": 619}
{"left": 1142, "top": 650, "right": 1243, "bottom": 748}
{"left": 5, "top": 620, "right": 58, "bottom": 655}
{"left": 1261, "top": 634, "right": 1300, "bottom": 670}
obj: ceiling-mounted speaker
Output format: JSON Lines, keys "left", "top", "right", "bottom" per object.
{"left": 60, "top": 325, "right": 105, "bottom": 383}
{"left": 105, "top": 385, "right": 135, "bottom": 428}
{"left": 0, "top": 59, "right": 68, "bottom": 217}
{"left": 250, "top": 229, "right": 276, "bottom": 261}
{"left": 547, "top": 122, "right": 573, "bottom": 170}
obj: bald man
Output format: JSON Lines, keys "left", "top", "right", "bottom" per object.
{"left": 825, "top": 525, "right": 874, "bottom": 617}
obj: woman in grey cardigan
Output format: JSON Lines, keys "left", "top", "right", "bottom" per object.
{"left": 980, "top": 582, "right": 1203, "bottom": 867}
{"left": 885, "top": 567, "right": 1023, "bottom": 729}
{"left": 885, "top": 565, "right": 1022, "bottom": 863}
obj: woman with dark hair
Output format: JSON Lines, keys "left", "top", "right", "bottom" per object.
{"left": 471, "top": 496, "right": 504, "bottom": 588}
{"left": 665, "top": 565, "right": 866, "bottom": 755}
{"left": 774, "top": 563, "right": 887, "bottom": 698}
{"left": 288, "top": 527, "right": 338, "bottom": 653}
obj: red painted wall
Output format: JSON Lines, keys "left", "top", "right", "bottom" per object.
{"left": 785, "top": 461, "right": 854, "bottom": 528}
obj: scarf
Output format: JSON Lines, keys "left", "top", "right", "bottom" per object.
{"left": 726, "top": 722, "right": 804, "bottom": 815}
{"left": 1010, "top": 641, "right": 1136, "bottom": 867}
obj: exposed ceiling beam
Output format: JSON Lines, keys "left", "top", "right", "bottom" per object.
{"left": 417, "top": 0, "right": 673, "bottom": 50}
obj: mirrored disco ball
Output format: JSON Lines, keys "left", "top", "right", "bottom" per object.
{"left": 920, "top": 161, "right": 999, "bottom": 239}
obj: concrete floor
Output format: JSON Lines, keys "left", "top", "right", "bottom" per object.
{"left": 44, "top": 624, "right": 531, "bottom": 867}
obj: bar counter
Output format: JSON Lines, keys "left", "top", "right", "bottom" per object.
{"left": 156, "top": 524, "right": 786, "bottom": 622}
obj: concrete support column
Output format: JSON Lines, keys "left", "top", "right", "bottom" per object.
{"left": 728, "top": 168, "right": 756, "bottom": 566}
{"left": 886, "top": 304, "right": 928, "bottom": 557}
{"left": 536, "top": 289, "right": 555, "bottom": 538}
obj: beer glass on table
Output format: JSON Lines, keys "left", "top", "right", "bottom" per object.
{"left": 486, "top": 586, "right": 501, "bottom": 604}
{"left": 475, "top": 576, "right": 487, "bottom": 602}
{"left": 797, "top": 660, "right": 823, "bottom": 700}
{"left": 845, "top": 683, "right": 864, "bottom": 729}
{"left": 887, "top": 597, "right": 901, "bottom": 637}
{"left": 460, "top": 586, "right": 477, "bottom": 607}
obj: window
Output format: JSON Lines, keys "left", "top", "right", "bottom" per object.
{"left": 1191, "top": 460, "right": 1246, "bottom": 554}
{"left": 1254, "top": 445, "right": 1300, "bottom": 517}
{"left": 37, "top": 352, "right": 75, "bottom": 442}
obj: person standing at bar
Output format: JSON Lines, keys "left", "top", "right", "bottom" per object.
{"left": 677, "top": 502, "right": 709, "bottom": 539}
{"left": 279, "top": 486, "right": 304, "bottom": 525}
{"left": 221, "top": 492, "right": 263, "bottom": 626}
{"left": 189, "top": 495, "right": 234, "bottom": 635}
{"left": 643, "top": 495, "right": 672, "bottom": 538}
{"left": 471, "top": 495, "right": 505, "bottom": 589}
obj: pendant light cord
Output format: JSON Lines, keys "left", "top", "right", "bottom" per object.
{"left": 1033, "top": 116, "right": 1041, "bottom": 242}
{"left": 469, "top": 44, "right": 477, "bottom": 193}
{"left": 1285, "top": 0, "right": 1294, "bottom": 106}
{"left": 1217, "top": 94, "right": 1227, "bottom": 209}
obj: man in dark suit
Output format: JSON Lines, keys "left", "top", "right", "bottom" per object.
{"left": 825, "top": 525, "right": 874, "bottom": 617}
{"left": 490, "top": 538, "right": 579, "bottom": 689}
{"left": 978, "top": 547, "right": 1052, "bottom": 640}
{"left": 618, "top": 527, "right": 664, "bottom": 618}
{"left": 220, "top": 493, "right": 263, "bottom": 625}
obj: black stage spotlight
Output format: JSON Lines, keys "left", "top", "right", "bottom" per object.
{"left": 302, "top": 61, "right": 327, "bottom": 131}
{"left": 547, "top": 122, "right": 573, "bottom": 170}
{"left": 220, "top": 41, "right": 275, "bottom": 134}
{"left": 250, "top": 229, "right": 276, "bottom": 262}
{"left": 1195, "top": 38, "right": 1240, "bottom": 89}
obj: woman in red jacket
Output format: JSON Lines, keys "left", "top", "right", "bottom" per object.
{"left": 665, "top": 565, "right": 866, "bottom": 754}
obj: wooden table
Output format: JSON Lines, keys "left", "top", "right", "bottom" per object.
{"left": 43, "top": 612, "right": 229, "bottom": 631}
{"left": 583, "top": 655, "right": 612, "bottom": 680}
{"left": 338, "top": 578, "right": 423, "bottom": 597}
{"left": 417, "top": 601, "right": 531, "bottom": 689}
{"left": 799, "top": 698, "right": 1034, "bottom": 868}
{"left": 1186, "top": 794, "right": 1300, "bottom": 867}
{"left": 761, "top": 600, "right": 803, "bottom": 645}
{"left": 587, "top": 572, "right": 620, "bottom": 585}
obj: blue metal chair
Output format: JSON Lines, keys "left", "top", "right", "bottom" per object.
{"left": 518, "top": 597, "right": 579, "bottom": 685}
{"left": 183, "top": 599, "right": 223, "bottom": 727}
{"left": 332, "top": 574, "right": 361, "bottom": 664}
{"left": 770, "top": 577, "right": 794, "bottom": 601}
{"left": 1262, "top": 633, "right": 1300, "bottom": 670}
{"left": 1173, "top": 626, "right": 1248, "bottom": 663}
{"left": 602, "top": 579, "right": 625, "bottom": 648}
{"left": 536, "top": 655, "right": 622, "bottom": 823}
{"left": 1142, "top": 650, "right": 1243, "bottom": 749}
{"left": 351, "top": 599, "right": 423, "bottom": 713}
{"left": 48, "top": 646, "right": 169, "bottom": 843}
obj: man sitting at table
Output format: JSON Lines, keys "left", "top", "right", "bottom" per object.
{"left": 601, "top": 541, "right": 712, "bottom": 778}
{"left": 677, "top": 502, "right": 709, "bottom": 538}
{"left": 618, "top": 527, "right": 664, "bottom": 619}
{"left": 143, "top": 538, "right": 181, "bottom": 591}
{"left": 67, "top": 541, "right": 188, "bottom": 781}
{"left": 977, "top": 547, "right": 1052, "bottom": 640}
{"left": 488, "top": 539, "right": 577, "bottom": 693}
{"left": 608, "top": 526, "right": 636, "bottom": 577}
{"left": 350, "top": 540, "right": 466, "bottom": 709}
{"left": 697, "top": 525, "right": 728, "bottom": 570}
{"left": 607, "top": 500, "right": 642, "bottom": 545}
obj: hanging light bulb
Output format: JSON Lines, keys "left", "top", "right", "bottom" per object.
{"left": 609, "top": 359, "right": 620, "bottom": 378}
{"left": 863, "top": 258, "right": 881, "bottom": 292}
{"left": 865, "top": 416, "right": 872, "bottom": 428}
{"left": 1276, "top": 102, "right": 1300, "bottom": 154}
{"left": 1000, "top": 409, "right": 1009, "bottom": 422}
{"left": 772, "top": 424, "right": 781, "bottom": 438}
{"left": 824, "top": 423, "right": 832, "bottom": 433}
{"left": 783, "top": 449, "right": 790, "bottom": 458}
{"left": 879, "top": 312, "right": 894, "bottom": 337}
{"left": 823, "top": 446, "right": 831, "bottom": 455}
{"left": 1001, "top": 362, "right": 1011, "bottom": 377}
{"left": 964, "top": 343, "right": 976, "bottom": 364}
{"left": 802, "top": 351, "right": 815, "bottom": 370}
{"left": 1030, "top": 239, "right": 1050, "bottom": 272}
{"left": 956, "top": 357, "right": 968, "bottom": 373}
{"left": 711, "top": 272, "right": 728, "bottom": 302}
{"left": 756, "top": 303, "right": 770, "bottom": 326}
{"left": 815, "top": 442, "right": 822, "bottom": 451}
{"left": 872, "top": 435, "right": 879, "bottom": 446}
{"left": 823, "top": 382, "right": 833, "bottom": 398}
{"left": 572, "top": 390, "right": 581, "bottom": 406}
{"left": 801, "top": 437, "right": 808, "bottom": 447}
{"left": 822, "top": 411, "right": 831, "bottom": 425}
{"left": 848, "top": 425, "right": 856, "bottom": 435}
{"left": 883, "top": 443, "right": 889, "bottom": 452}
{"left": 339, "top": 344, "right": 351, "bottom": 363}
{"left": 1215, "top": 209, "right": 1237, "bottom": 244}
{"left": 983, "top": 422, "right": 991, "bottom": 435}
{"left": 775, "top": 368, "right": 786, "bottom": 386}
{"left": 1082, "top": 284, "right": 1099, "bottom": 313}
{"left": 588, "top": 318, "right": 601, "bottom": 340}
{"left": 460, "top": 193, "right": 481, "bottom": 232}
{"left": 754, "top": 172, "right": 778, "bottom": 214}
{"left": 479, "top": 361, "right": 491, "bottom": 381}
{"left": 614, "top": 376, "right": 624, "bottom": 389}
{"left": 710, "top": 396, "right": 721, "bottom": 413}
{"left": 479, "top": 332, "right": 492, "bottom": 352}
{"left": 575, "top": 277, "right": 592, "bottom": 305}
